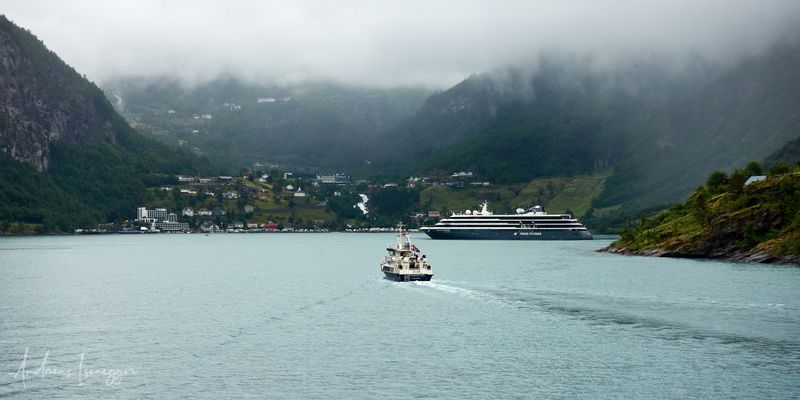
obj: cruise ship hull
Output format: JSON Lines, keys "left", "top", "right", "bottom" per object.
{"left": 423, "top": 228, "right": 592, "bottom": 240}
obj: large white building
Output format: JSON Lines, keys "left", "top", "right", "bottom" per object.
{"left": 136, "top": 207, "right": 189, "bottom": 232}
{"left": 315, "top": 174, "right": 351, "bottom": 185}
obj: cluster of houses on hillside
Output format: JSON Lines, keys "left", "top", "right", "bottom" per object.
{"left": 397, "top": 172, "right": 491, "bottom": 189}
{"left": 121, "top": 169, "right": 492, "bottom": 233}
{"left": 133, "top": 206, "right": 296, "bottom": 233}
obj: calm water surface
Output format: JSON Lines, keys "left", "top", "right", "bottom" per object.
{"left": 0, "top": 233, "right": 798, "bottom": 399}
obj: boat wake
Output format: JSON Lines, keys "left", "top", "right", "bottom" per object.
{"left": 496, "top": 286, "right": 800, "bottom": 363}
{"left": 401, "top": 280, "right": 520, "bottom": 308}
{"left": 393, "top": 280, "right": 800, "bottom": 363}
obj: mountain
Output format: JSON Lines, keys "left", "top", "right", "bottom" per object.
{"left": 93, "top": 27, "right": 800, "bottom": 232}
{"left": 597, "top": 38, "right": 800, "bottom": 210}
{"left": 764, "top": 136, "right": 800, "bottom": 167}
{"left": 0, "top": 16, "right": 211, "bottom": 233}
{"left": 602, "top": 163, "right": 800, "bottom": 264}
{"left": 375, "top": 37, "right": 800, "bottom": 224}
{"left": 103, "top": 77, "right": 430, "bottom": 170}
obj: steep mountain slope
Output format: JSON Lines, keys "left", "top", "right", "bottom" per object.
{"left": 599, "top": 38, "right": 800, "bottom": 209}
{"left": 104, "top": 77, "right": 430, "bottom": 170}
{"left": 0, "top": 16, "right": 211, "bottom": 232}
{"left": 764, "top": 135, "right": 800, "bottom": 167}
{"left": 0, "top": 16, "right": 122, "bottom": 172}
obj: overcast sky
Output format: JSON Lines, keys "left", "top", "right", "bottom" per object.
{"left": 4, "top": 0, "right": 800, "bottom": 88}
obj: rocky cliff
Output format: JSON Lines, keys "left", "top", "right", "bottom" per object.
{"left": 0, "top": 16, "right": 211, "bottom": 232}
{"left": 0, "top": 15, "right": 118, "bottom": 171}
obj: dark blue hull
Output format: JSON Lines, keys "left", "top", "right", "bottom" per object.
{"left": 423, "top": 229, "right": 592, "bottom": 240}
{"left": 383, "top": 271, "right": 433, "bottom": 282}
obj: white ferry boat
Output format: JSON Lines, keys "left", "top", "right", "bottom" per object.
{"left": 380, "top": 229, "right": 433, "bottom": 281}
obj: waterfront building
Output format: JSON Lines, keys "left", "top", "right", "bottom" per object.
{"left": 135, "top": 207, "right": 189, "bottom": 232}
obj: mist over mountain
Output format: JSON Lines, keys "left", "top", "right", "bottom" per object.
{"left": 370, "top": 33, "right": 800, "bottom": 214}
{"left": 5, "top": 1, "right": 800, "bottom": 88}
{"left": 104, "top": 77, "right": 430, "bottom": 170}
{"left": 100, "top": 27, "right": 800, "bottom": 222}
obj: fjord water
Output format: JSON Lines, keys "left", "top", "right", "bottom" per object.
{"left": 0, "top": 234, "right": 798, "bottom": 399}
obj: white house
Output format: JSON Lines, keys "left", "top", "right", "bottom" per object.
{"left": 182, "top": 207, "right": 194, "bottom": 217}
{"left": 294, "top": 188, "right": 307, "bottom": 197}
{"left": 745, "top": 175, "right": 767, "bottom": 185}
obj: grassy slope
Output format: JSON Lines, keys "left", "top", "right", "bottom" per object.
{"left": 516, "top": 171, "right": 609, "bottom": 217}
{"left": 420, "top": 171, "right": 609, "bottom": 218}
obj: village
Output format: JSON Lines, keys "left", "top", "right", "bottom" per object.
{"left": 79, "top": 169, "right": 493, "bottom": 234}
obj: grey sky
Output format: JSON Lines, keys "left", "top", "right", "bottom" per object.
{"left": 4, "top": 0, "right": 800, "bottom": 88}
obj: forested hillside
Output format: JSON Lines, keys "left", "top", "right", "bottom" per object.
{"left": 604, "top": 160, "right": 800, "bottom": 264}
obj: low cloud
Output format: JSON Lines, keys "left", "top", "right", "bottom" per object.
{"left": 4, "top": 0, "right": 800, "bottom": 88}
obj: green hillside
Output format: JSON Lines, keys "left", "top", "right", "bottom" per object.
{"left": 605, "top": 162, "right": 800, "bottom": 264}
{"left": 420, "top": 171, "right": 609, "bottom": 218}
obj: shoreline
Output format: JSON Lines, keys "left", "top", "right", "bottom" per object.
{"left": 598, "top": 245, "right": 800, "bottom": 266}
{"left": 0, "top": 229, "right": 418, "bottom": 237}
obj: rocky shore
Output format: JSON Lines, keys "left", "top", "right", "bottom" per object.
{"left": 598, "top": 245, "right": 800, "bottom": 265}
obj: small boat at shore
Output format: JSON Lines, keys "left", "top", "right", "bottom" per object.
{"left": 380, "top": 227, "right": 433, "bottom": 282}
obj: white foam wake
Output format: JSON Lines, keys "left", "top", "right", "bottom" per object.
{"left": 417, "top": 281, "right": 514, "bottom": 307}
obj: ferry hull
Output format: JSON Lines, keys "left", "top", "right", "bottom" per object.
{"left": 383, "top": 271, "right": 433, "bottom": 282}
{"left": 423, "top": 229, "right": 592, "bottom": 240}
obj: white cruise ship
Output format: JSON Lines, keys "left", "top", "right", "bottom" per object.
{"left": 420, "top": 202, "right": 592, "bottom": 240}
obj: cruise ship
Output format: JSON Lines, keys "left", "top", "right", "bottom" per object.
{"left": 420, "top": 202, "right": 592, "bottom": 240}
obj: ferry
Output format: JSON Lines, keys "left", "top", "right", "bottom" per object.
{"left": 420, "top": 202, "right": 592, "bottom": 240}
{"left": 380, "top": 228, "right": 433, "bottom": 281}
